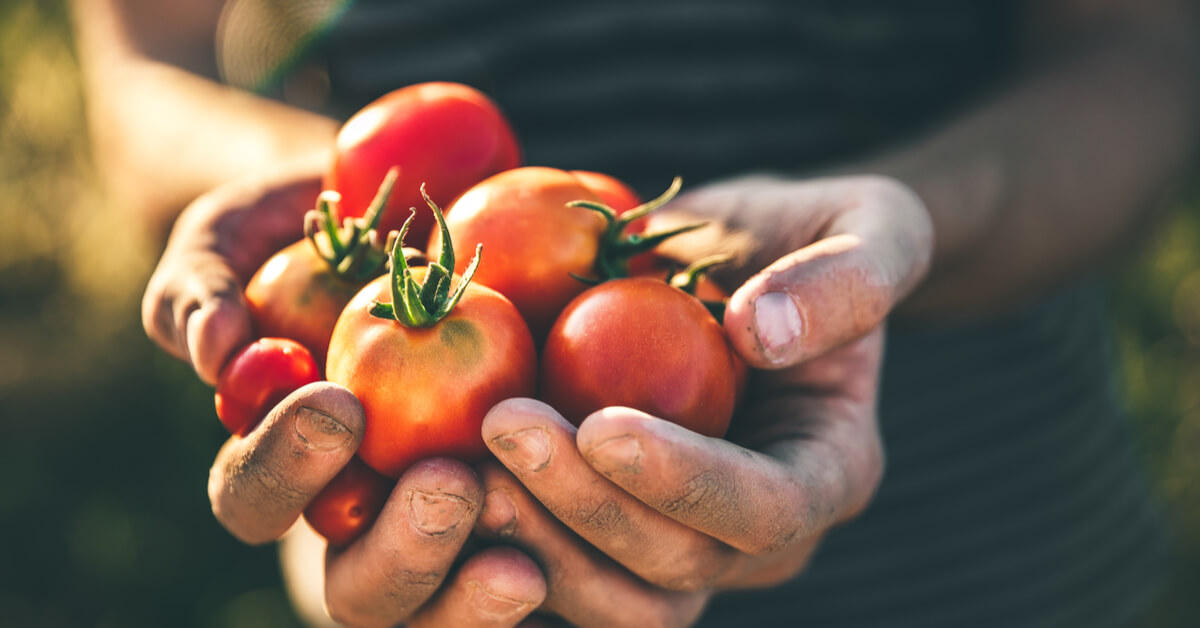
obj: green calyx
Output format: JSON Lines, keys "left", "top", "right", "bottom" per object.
{"left": 305, "top": 166, "right": 399, "bottom": 283}
{"left": 369, "top": 184, "right": 481, "bottom": 327}
{"left": 567, "top": 176, "right": 707, "bottom": 283}
{"left": 667, "top": 254, "right": 734, "bottom": 322}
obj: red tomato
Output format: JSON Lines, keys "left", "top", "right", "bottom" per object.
{"left": 325, "top": 82, "right": 521, "bottom": 243}
{"left": 570, "top": 170, "right": 641, "bottom": 213}
{"left": 304, "top": 457, "right": 392, "bottom": 547}
{"left": 245, "top": 239, "right": 363, "bottom": 369}
{"left": 430, "top": 167, "right": 607, "bottom": 339}
{"left": 214, "top": 338, "right": 321, "bottom": 436}
{"left": 245, "top": 171, "right": 400, "bottom": 369}
{"left": 539, "top": 277, "right": 742, "bottom": 438}
{"left": 326, "top": 269, "right": 537, "bottom": 478}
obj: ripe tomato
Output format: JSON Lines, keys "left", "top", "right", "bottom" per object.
{"left": 245, "top": 239, "right": 364, "bottom": 369}
{"left": 304, "top": 457, "right": 393, "bottom": 547}
{"left": 327, "top": 197, "right": 537, "bottom": 478}
{"left": 539, "top": 277, "right": 742, "bottom": 438}
{"left": 430, "top": 167, "right": 606, "bottom": 339}
{"left": 325, "top": 82, "right": 521, "bottom": 243}
{"left": 570, "top": 170, "right": 641, "bottom": 213}
{"left": 245, "top": 170, "right": 399, "bottom": 369}
{"left": 214, "top": 338, "right": 321, "bottom": 436}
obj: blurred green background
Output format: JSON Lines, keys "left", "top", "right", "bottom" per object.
{"left": 1, "top": 2, "right": 1197, "bottom": 627}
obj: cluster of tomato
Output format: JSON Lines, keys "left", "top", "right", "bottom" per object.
{"left": 212, "top": 82, "right": 747, "bottom": 547}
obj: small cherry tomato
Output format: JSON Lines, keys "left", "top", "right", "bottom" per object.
{"left": 214, "top": 338, "right": 321, "bottom": 436}
{"left": 304, "top": 457, "right": 393, "bottom": 547}
{"left": 540, "top": 277, "right": 742, "bottom": 438}
{"left": 325, "top": 82, "right": 522, "bottom": 243}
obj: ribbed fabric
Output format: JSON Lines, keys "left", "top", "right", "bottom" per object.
{"left": 697, "top": 282, "right": 1167, "bottom": 627}
{"left": 218, "top": 2, "right": 1169, "bottom": 626}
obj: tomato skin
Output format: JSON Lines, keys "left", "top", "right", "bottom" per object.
{"left": 430, "top": 167, "right": 606, "bottom": 339}
{"left": 214, "top": 338, "right": 321, "bottom": 436}
{"left": 325, "top": 268, "right": 537, "bottom": 478}
{"left": 570, "top": 170, "right": 642, "bottom": 213}
{"left": 540, "top": 278, "right": 741, "bottom": 438}
{"left": 244, "top": 240, "right": 363, "bottom": 370}
{"left": 304, "top": 457, "right": 393, "bottom": 547}
{"left": 325, "top": 82, "right": 521, "bottom": 243}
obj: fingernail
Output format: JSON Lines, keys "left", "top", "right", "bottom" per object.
{"left": 491, "top": 428, "right": 552, "bottom": 472}
{"left": 753, "top": 291, "right": 804, "bottom": 365}
{"left": 479, "top": 489, "right": 517, "bottom": 537}
{"left": 586, "top": 435, "right": 643, "bottom": 475}
{"left": 468, "top": 581, "right": 532, "bottom": 621}
{"left": 294, "top": 407, "right": 353, "bottom": 451}
{"left": 409, "top": 489, "right": 469, "bottom": 535}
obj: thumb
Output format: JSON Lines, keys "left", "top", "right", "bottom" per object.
{"left": 724, "top": 178, "right": 932, "bottom": 368}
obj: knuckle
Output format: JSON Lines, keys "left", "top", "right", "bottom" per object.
{"left": 379, "top": 566, "right": 441, "bottom": 614}
{"left": 658, "top": 470, "right": 732, "bottom": 519}
{"left": 568, "top": 498, "right": 630, "bottom": 534}
{"left": 140, "top": 275, "right": 176, "bottom": 347}
{"left": 324, "top": 567, "right": 440, "bottom": 628}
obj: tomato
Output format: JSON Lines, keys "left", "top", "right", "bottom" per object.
{"left": 325, "top": 82, "right": 521, "bottom": 243}
{"left": 430, "top": 167, "right": 606, "bottom": 339}
{"left": 326, "top": 197, "right": 537, "bottom": 478}
{"left": 245, "top": 170, "right": 400, "bottom": 369}
{"left": 539, "top": 277, "right": 742, "bottom": 438}
{"left": 214, "top": 338, "right": 321, "bottom": 436}
{"left": 570, "top": 170, "right": 642, "bottom": 213}
{"left": 245, "top": 239, "right": 363, "bottom": 369}
{"left": 304, "top": 457, "right": 393, "bottom": 547}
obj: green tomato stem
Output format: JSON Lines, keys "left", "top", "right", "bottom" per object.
{"left": 369, "top": 184, "right": 482, "bottom": 327}
{"left": 566, "top": 176, "right": 708, "bottom": 282}
{"left": 306, "top": 167, "right": 399, "bottom": 283}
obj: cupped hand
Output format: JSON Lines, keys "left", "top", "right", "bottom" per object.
{"left": 476, "top": 325, "right": 881, "bottom": 627}
{"left": 213, "top": 382, "right": 547, "bottom": 628}
{"left": 651, "top": 174, "right": 932, "bottom": 368}
{"left": 141, "top": 156, "right": 330, "bottom": 384}
{"left": 467, "top": 174, "right": 931, "bottom": 626}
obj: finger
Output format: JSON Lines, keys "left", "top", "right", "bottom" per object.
{"left": 576, "top": 392, "right": 884, "bottom": 559}
{"left": 407, "top": 546, "right": 546, "bottom": 628}
{"left": 143, "top": 168, "right": 325, "bottom": 383}
{"left": 324, "top": 458, "right": 483, "bottom": 628}
{"left": 209, "top": 382, "right": 364, "bottom": 544}
{"left": 475, "top": 463, "right": 709, "bottom": 628}
{"left": 724, "top": 177, "right": 932, "bottom": 368}
{"left": 482, "top": 399, "right": 737, "bottom": 592}
{"left": 142, "top": 249, "right": 251, "bottom": 385}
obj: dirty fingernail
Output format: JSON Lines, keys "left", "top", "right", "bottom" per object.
{"left": 491, "top": 427, "right": 553, "bottom": 472}
{"left": 295, "top": 407, "right": 353, "bottom": 451}
{"left": 586, "top": 435, "right": 643, "bottom": 475}
{"left": 410, "top": 489, "right": 470, "bottom": 535}
{"left": 753, "top": 291, "right": 803, "bottom": 365}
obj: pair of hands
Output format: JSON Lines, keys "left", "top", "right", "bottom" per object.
{"left": 143, "top": 163, "right": 932, "bottom": 628}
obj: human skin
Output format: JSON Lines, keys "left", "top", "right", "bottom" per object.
{"left": 74, "top": 0, "right": 1200, "bottom": 626}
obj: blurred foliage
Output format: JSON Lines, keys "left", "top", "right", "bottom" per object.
{"left": 0, "top": 1, "right": 1197, "bottom": 627}
{"left": 0, "top": 3, "right": 303, "bottom": 627}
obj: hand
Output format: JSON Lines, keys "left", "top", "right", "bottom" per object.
{"left": 467, "top": 175, "right": 931, "bottom": 627}
{"left": 144, "top": 166, "right": 549, "bottom": 627}
{"left": 141, "top": 156, "right": 329, "bottom": 385}
{"left": 215, "top": 383, "right": 547, "bottom": 628}
{"left": 651, "top": 174, "right": 932, "bottom": 367}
